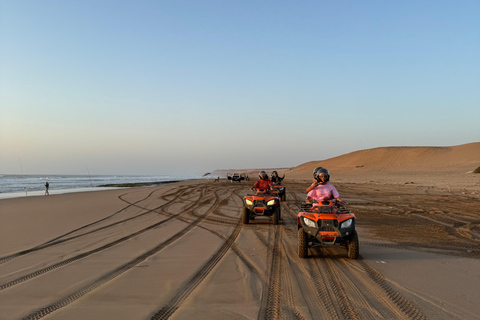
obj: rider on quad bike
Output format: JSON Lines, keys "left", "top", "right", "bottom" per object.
{"left": 306, "top": 168, "right": 342, "bottom": 203}
{"left": 271, "top": 171, "right": 286, "bottom": 201}
{"left": 271, "top": 171, "right": 284, "bottom": 184}
{"left": 242, "top": 171, "right": 281, "bottom": 224}
{"left": 252, "top": 171, "right": 272, "bottom": 191}
{"left": 297, "top": 167, "right": 359, "bottom": 259}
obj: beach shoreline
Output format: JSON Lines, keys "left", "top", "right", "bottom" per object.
{"left": 0, "top": 179, "right": 196, "bottom": 200}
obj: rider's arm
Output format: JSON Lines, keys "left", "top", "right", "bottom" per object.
{"left": 306, "top": 182, "right": 318, "bottom": 193}
{"left": 306, "top": 189, "right": 317, "bottom": 203}
{"left": 331, "top": 185, "right": 340, "bottom": 201}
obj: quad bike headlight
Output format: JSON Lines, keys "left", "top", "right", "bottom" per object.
{"left": 303, "top": 217, "right": 316, "bottom": 228}
{"left": 341, "top": 219, "right": 353, "bottom": 229}
{"left": 267, "top": 199, "right": 276, "bottom": 206}
{"left": 245, "top": 199, "right": 253, "bottom": 206}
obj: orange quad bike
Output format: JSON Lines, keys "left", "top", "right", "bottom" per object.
{"left": 297, "top": 200, "right": 359, "bottom": 259}
{"left": 271, "top": 183, "right": 286, "bottom": 201}
{"left": 243, "top": 188, "right": 281, "bottom": 225}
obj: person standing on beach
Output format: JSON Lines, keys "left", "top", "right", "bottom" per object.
{"left": 44, "top": 181, "right": 49, "bottom": 195}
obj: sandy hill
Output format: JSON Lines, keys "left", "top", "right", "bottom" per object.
{"left": 285, "top": 142, "right": 480, "bottom": 181}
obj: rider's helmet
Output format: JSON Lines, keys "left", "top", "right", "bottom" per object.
{"left": 315, "top": 168, "right": 330, "bottom": 184}
{"left": 313, "top": 167, "right": 323, "bottom": 180}
{"left": 259, "top": 171, "right": 268, "bottom": 180}
{"left": 271, "top": 171, "right": 278, "bottom": 178}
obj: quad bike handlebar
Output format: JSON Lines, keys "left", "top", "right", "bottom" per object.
{"left": 304, "top": 199, "right": 349, "bottom": 209}
{"left": 250, "top": 187, "right": 271, "bottom": 192}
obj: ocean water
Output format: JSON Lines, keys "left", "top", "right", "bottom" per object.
{"left": 0, "top": 174, "right": 202, "bottom": 199}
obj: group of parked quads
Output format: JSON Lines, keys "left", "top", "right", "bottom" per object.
{"left": 241, "top": 178, "right": 359, "bottom": 259}
{"left": 227, "top": 173, "right": 249, "bottom": 182}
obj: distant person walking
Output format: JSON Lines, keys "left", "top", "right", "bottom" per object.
{"left": 44, "top": 182, "right": 49, "bottom": 195}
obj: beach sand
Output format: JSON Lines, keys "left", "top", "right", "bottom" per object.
{"left": 1, "top": 143, "right": 479, "bottom": 319}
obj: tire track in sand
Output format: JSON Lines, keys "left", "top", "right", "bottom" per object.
{"left": 0, "top": 186, "right": 190, "bottom": 265}
{"left": 20, "top": 186, "right": 222, "bottom": 320}
{"left": 149, "top": 189, "right": 245, "bottom": 320}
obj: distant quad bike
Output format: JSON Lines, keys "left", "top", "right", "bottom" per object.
{"left": 243, "top": 189, "right": 281, "bottom": 225}
{"left": 271, "top": 183, "right": 286, "bottom": 201}
{"left": 297, "top": 200, "right": 359, "bottom": 259}
{"left": 227, "top": 173, "right": 245, "bottom": 182}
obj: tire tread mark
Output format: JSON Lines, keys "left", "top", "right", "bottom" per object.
{"left": 0, "top": 186, "right": 188, "bottom": 265}
{"left": 150, "top": 223, "right": 243, "bottom": 319}
{"left": 279, "top": 226, "right": 306, "bottom": 320}
{"left": 1, "top": 202, "right": 183, "bottom": 291}
{"left": 358, "top": 257, "right": 426, "bottom": 320}
{"left": 361, "top": 241, "right": 480, "bottom": 259}
{"left": 20, "top": 187, "right": 222, "bottom": 320}
{"left": 262, "top": 226, "right": 283, "bottom": 320}
{"left": 316, "top": 256, "right": 361, "bottom": 320}
{"left": 305, "top": 258, "right": 341, "bottom": 319}
{"left": 337, "top": 258, "right": 406, "bottom": 319}
{"left": 281, "top": 200, "right": 336, "bottom": 319}
{"left": 162, "top": 187, "right": 264, "bottom": 281}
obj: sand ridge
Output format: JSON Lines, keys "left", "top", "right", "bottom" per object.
{"left": 214, "top": 142, "right": 480, "bottom": 194}
{"left": 288, "top": 142, "right": 480, "bottom": 175}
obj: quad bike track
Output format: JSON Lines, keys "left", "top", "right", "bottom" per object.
{"left": 0, "top": 181, "right": 477, "bottom": 319}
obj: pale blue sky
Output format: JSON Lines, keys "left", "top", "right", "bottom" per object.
{"left": 1, "top": 1, "right": 479, "bottom": 175}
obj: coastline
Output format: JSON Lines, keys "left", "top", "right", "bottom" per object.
{"left": 0, "top": 180, "right": 185, "bottom": 200}
{"left": 97, "top": 180, "right": 181, "bottom": 188}
{"left": 0, "top": 187, "right": 129, "bottom": 200}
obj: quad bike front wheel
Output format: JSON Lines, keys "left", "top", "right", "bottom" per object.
{"left": 347, "top": 230, "right": 359, "bottom": 259}
{"left": 272, "top": 207, "right": 279, "bottom": 225}
{"left": 242, "top": 207, "right": 250, "bottom": 224}
{"left": 298, "top": 228, "right": 308, "bottom": 258}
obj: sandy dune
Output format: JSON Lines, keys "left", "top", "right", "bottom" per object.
{"left": 290, "top": 142, "right": 480, "bottom": 173}
{"left": 1, "top": 142, "right": 479, "bottom": 319}
{"left": 220, "top": 142, "right": 480, "bottom": 194}
{"left": 286, "top": 141, "right": 479, "bottom": 183}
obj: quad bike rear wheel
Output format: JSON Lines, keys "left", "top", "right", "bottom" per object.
{"left": 347, "top": 230, "right": 359, "bottom": 259}
{"left": 298, "top": 228, "right": 308, "bottom": 258}
{"left": 281, "top": 192, "right": 286, "bottom": 201}
{"left": 242, "top": 207, "right": 250, "bottom": 224}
